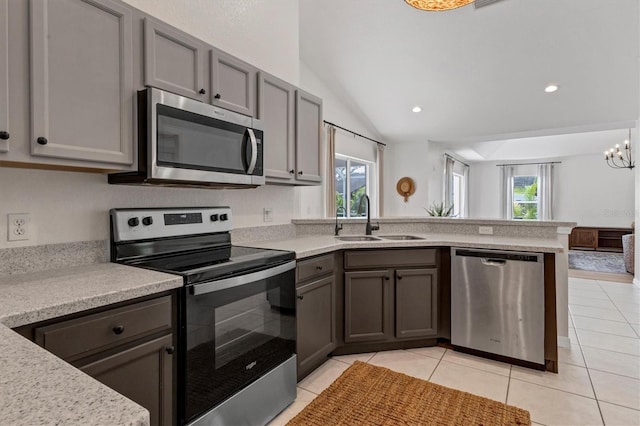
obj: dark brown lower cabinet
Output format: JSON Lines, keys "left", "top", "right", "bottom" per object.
{"left": 296, "top": 276, "right": 337, "bottom": 377}
{"left": 395, "top": 268, "right": 438, "bottom": 339}
{"left": 79, "top": 334, "right": 174, "bottom": 426}
{"left": 344, "top": 270, "right": 393, "bottom": 343}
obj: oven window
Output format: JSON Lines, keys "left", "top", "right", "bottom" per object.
{"left": 157, "top": 104, "right": 251, "bottom": 174}
{"left": 184, "top": 268, "right": 295, "bottom": 422}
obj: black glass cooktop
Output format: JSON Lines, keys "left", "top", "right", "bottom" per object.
{"left": 126, "top": 245, "right": 295, "bottom": 284}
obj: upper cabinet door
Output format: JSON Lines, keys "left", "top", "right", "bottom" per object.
{"left": 144, "top": 17, "right": 208, "bottom": 101}
{"left": 0, "top": 0, "right": 8, "bottom": 153}
{"left": 30, "top": 0, "right": 133, "bottom": 165}
{"left": 211, "top": 49, "right": 256, "bottom": 117}
{"left": 258, "top": 72, "right": 295, "bottom": 181}
{"left": 295, "top": 89, "right": 323, "bottom": 183}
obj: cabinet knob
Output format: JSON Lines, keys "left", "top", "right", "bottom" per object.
{"left": 384, "top": 276, "right": 390, "bottom": 281}
{"left": 112, "top": 325, "right": 125, "bottom": 335}
{"left": 0, "top": 131, "right": 9, "bottom": 140}
{"left": 214, "top": 93, "right": 221, "bottom": 99}
{"left": 316, "top": 265, "right": 323, "bottom": 271}
{"left": 289, "top": 169, "right": 295, "bottom": 174}
{"left": 165, "top": 346, "right": 175, "bottom": 355}
{"left": 297, "top": 295, "right": 304, "bottom": 300}
{"left": 397, "top": 275, "right": 403, "bottom": 280}
{"left": 199, "top": 88, "right": 206, "bottom": 95}
{"left": 36, "top": 137, "right": 48, "bottom": 145}
{"left": 298, "top": 171, "right": 303, "bottom": 175}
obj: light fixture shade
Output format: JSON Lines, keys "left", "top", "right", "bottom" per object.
{"left": 405, "top": 0, "right": 474, "bottom": 11}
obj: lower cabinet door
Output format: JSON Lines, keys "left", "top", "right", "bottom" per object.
{"left": 296, "top": 275, "right": 336, "bottom": 378}
{"left": 80, "top": 334, "right": 174, "bottom": 426}
{"left": 344, "top": 270, "right": 392, "bottom": 343}
{"left": 395, "top": 268, "right": 438, "bottom": 339}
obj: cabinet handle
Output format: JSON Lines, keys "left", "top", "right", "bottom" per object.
{"left": 199, "top": 88, "right": 206, "bottom": 95}
{"left": 397, "top": 275, "right": 403, "bottom": 280}
{"left": 289, "top": 169, "right": 295, "bottom": 174}
{"left": 112, "top": 325, "right": 125, "bottom": 335}
{"left": 165, "top": 346, "right": 175, "bottom": 355}
{"left": 316, "top": 265, "right": 323, "bottom": 271}
{"left": 298, "top": 171, "right": 303, "bottom": 175}
{"left": 297, "top": 295, "right": 304, "bottom": 300}
{"left": 214, "top": 93, "right": 221, "bottom": 99}
{"left": 384, "top": 276, "right": 390, "bottom": 281}
{"left": 36, "top": 137, "right": 48, "bottom": 145}
{"left": 0, "top": 131, "right": 9, "bottom": 140}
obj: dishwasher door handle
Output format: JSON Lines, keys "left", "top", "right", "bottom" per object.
{"left": 481, "top": 258, "right": 507, "bottom": 267}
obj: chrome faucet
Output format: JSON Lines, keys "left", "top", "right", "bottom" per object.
{"left": 335, "top": 207, "right": 345, "bottom": 236}
{"left": 364, "top": 195, "right": 379, "bottom": 235}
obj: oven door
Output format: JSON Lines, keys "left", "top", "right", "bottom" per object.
{"left": 183, "top": 260, "right": 296, "bottom": 424}
{"left": 148, "top": 88, "right": 264, "bottom": 186}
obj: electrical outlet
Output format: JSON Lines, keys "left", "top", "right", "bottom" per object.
{"left": 478, "top": 226, "right": 493, "bottom": 235}
{"left": 8, "top": 213, "right": 30, "bottom": 241}
{"left": 263, "top": 208, "right": 274, "bottom": 223}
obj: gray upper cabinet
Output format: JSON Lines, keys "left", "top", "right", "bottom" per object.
{"left": 258, "top": 72, "right": 295, "bottom": 181}
{"left": 29, "top": 0, "right": 134, "bottom": 166}
{"left": 295, "top": 89, "right": 323, "bottom": 183}
{"left": 395, "top": 268, "right": 438, "bottom": 339}
{"left": 144, "top": 17, "right": 209, "bottom": 101}
{"left": 0, "top": 0, "right": 8, "bottom": 153}
{"left": 210, "top": 48, "right": 256, "bottom": 116}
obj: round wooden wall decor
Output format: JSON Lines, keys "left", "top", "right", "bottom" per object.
{"left": 396, "top": 177, "right": 415, "bottom": 203}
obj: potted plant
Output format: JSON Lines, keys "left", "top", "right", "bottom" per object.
{"left": 425, "top": 201, "right": 454, "bottom": 217}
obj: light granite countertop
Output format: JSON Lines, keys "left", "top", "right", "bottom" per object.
{"left": 0, "top": 263, "right": 183, "bottom": 426}
{"left": 241, "top": 233, "right": 564, "bottom": 259}
{"left": 291, "top": 217, "right": 577, "bottom": 228}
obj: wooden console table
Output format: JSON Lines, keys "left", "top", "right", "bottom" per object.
{"left": 569, "top": 227, "right": 633, "bottom": 252}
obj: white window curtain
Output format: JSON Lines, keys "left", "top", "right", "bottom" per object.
{"left": 500, "top": 165, "right": 515, "bottom": 219}
{"left": 537, "top": 163, "right": 554, "bottom": 220}
{"left": 443, "top": 156, "right": 455, "bottom": 209}
{"left": 325, "top": 126, "right": 337, "bottom": 216}
{"left": 377, "top": 144, "right": 385, "bottom": 217}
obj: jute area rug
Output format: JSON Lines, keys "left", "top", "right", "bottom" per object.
{"left": 287, "top": 361, "right": 531, "bottom": 426}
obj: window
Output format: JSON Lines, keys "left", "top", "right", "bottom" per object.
{"left": 335, "top": 155, "right": 373, "bottom": 218}
{"left": 512, "top": 175, "right": 538, "bottom": 220}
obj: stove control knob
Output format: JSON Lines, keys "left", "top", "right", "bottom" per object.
{"left": 220, "top": 213, "right": 229, "bottom": 221}
{"left": 142, "top": 216, "right": 153, "bottom": 226}
{"left": 128, "top": 217, "right": 140, "bottom": 227}
{"left": 210, "top": 214, "right": 219, "bottom": 222}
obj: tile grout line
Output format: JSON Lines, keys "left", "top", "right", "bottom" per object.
{"left": 595, "top": 279, "right": 640, "bottom": 337}
{"left": 505, "top": 365, "right": 512, "bottom": 404}
{"left": 426, "top": 349, "right": 446, "bottom": 382}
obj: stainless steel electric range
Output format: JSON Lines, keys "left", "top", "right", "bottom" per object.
{"left": 110, "top": 207, "right": 296, "bottom": 426}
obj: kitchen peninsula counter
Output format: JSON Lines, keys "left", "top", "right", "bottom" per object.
{"left": 0, "top": 263, "right": 183, "bottom": 426}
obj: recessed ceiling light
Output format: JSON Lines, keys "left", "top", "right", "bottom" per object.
{"left": 412, "top": 106, "right": 422, "bottom": 113}
{"left": 544, "top": 84, "right": 559, "bottom": 93}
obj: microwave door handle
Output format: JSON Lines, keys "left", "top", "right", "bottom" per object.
{"left": 246, "top": 128, "right": 258, "bottom": 174}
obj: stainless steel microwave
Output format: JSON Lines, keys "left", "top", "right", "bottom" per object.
{"left": 109, "top": 87, "right": 264, "bottom": 188}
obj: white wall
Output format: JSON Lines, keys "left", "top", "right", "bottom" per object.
{"left": 468, "top": 154, "right": 636, "bottom": 226}
{"left": 295, "top": 63, "right": 382, "bottom": 218}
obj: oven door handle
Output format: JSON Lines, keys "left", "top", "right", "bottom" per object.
{"left": 246, "top": 128, "right": 258, "bottom": 175}
{"left": 189, "top": 260, "right": 296, "bottom": 295}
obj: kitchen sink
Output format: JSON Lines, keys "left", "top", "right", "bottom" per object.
{"left": 335, "top": 236, "right": 381, "bottom": 241}
{"left": 378, "top": 235, "right": 425, "bottom": 240}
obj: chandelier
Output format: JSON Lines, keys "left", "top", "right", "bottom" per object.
{"left": 604, "top": 129, "right": 635, "bottom": 170}
{"left": 405, "top": 0, "right": 474, "bottom": 11}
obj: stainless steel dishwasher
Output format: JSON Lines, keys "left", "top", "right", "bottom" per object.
{"left": 451, "top": 247, "right": 545, "bottom": 365}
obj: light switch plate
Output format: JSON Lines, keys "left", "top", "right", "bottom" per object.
{"left": 478, "top": 226, "right": 493, "bottom": 235}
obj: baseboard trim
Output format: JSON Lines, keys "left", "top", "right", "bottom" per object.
{"left": 557, "top": 336, "right": 571, "bottom": 348}
{"left": 633, "top": 277, "right": 640, "bottom": 287}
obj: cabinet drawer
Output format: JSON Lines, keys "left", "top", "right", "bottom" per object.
{"left": 35, "top": 296, "right": 172, "bottom": 361}
{"left": 297, "top": 254, "right": 335, "bottom": 283}
{"left": 344, "top": 249, "right": 436, "bottom": 269}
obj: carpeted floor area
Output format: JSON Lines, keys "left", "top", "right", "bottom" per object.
{"left": 568, "top": 250, "right": 627, "bottom": 274}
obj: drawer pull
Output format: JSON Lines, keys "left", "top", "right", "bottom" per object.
{"left": 297, "top": 295, "right": 304, "bottom": 300}
{"left": 316, "top": 266, "right": 323, "bottom": 271}
{"left": 112, "top": 325, "right": 125, "bottom": 335}
{"left": 165, "top": 346, "right": 175, "bottom": 355}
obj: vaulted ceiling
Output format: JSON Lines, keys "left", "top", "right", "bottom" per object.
{"left": 299, "top": 0, "right": 639, "bottom": 155}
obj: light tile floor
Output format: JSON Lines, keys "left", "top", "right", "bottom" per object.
{"left": 270, "top": 277, "right": 640, "bottom": 426}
